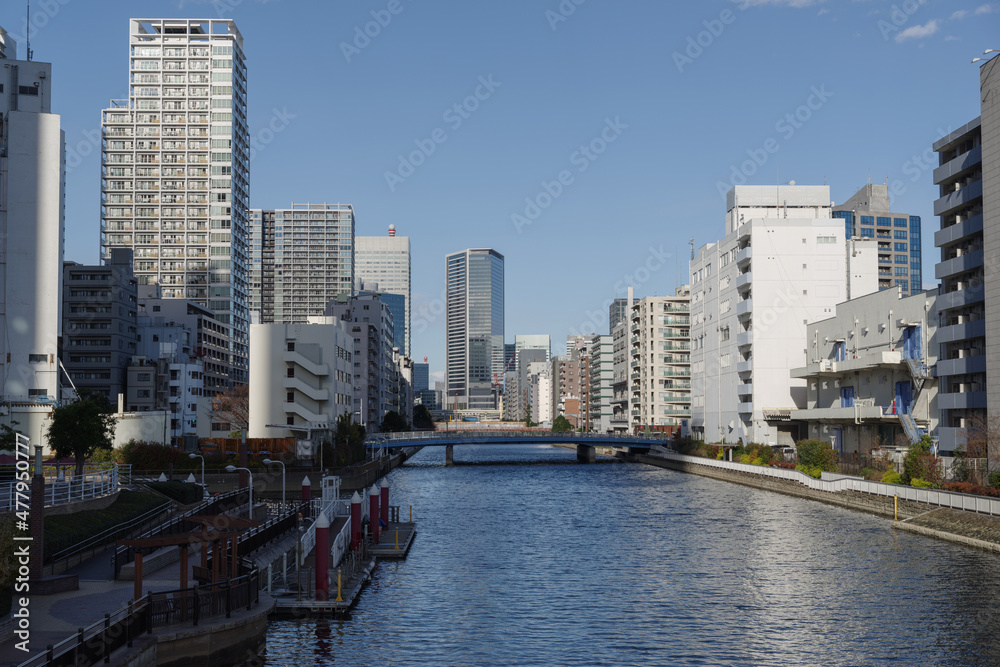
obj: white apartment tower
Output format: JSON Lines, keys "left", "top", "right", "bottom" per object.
{"left": 690, "top": 185, "right": 877, "bottom": 446}
{"left": 0, "top": 27, "right": 65, "bottom": 450}
{"left": 356, "top": 225, "right": 410, "bottom": 355}
{"left": 250, "top": 203, "right": 355, "bottom": 323}
{"left": 100, "top": 19, "right": 250, "bottom": 384}
{"left": 629, "top": 288, "right": 691, "bottom": 436}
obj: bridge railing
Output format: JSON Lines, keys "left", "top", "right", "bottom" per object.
{"left": 366, "top": 431, "right": 667, "bottom": 446}
{"left": 648, "top": 449, "right": 1000, "bottom": 517}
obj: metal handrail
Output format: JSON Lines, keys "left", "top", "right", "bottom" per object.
{"left": 48, "top": 499, "right": 172, "bottom": 565}
{"left": 18, "top": 564, "right": 260, "bottom": 667}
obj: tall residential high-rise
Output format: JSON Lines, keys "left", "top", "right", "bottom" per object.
{"left": 610, "top": 287, "right": 634, "bottom": 434}
{"left": 249, "top": 203, "right": 355, "bottom": 323}
{"left": 445, "top": 248, "right": 504, "bottom": 411}
{"left": 629, "top": 288, "right": 691, "bottom": 435}
{"left": 356, "top": 226, "right": 411, "bottom": 356}
{"left": 833, "top": 182, "right": 922, "bottom": 296}
{"left": 932, "top": 54, "right": 998, "bottom": 454}
{"left": 690, "top": 184, "right": 876, "bottom": 446}
{"left": 0, "top": 27, "right": 65, "bottom": 450}
{"left": 101, "top": 19, "right": 250, "bottom": 384}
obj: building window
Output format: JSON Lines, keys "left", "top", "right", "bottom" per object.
{"left": 286, "top": 416, "right": 294, "bottom": 426}
{"left": 860, "top": 216, "right": 874, "bottom": 226}
{"left": 28, "top": 354, "right": 47, "bottom": 363}
{"left": 286, "top": 367, "right": 294, "bottom": 378}
{"left": 287, "top": 342, "right": 295, "bottom": 352}
{"left": 877, "top": 217, "right": 891, "bottom": 227}
{"left": 894, "top": 230, "right": 907, "bottom": 239}
{"left": 860, "top": 228, "right": 874, "bottom": 238}
{"left": 286, "top": 391, "right": 294, "bottom": 402}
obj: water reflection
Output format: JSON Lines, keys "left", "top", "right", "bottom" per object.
{"left": 265, "top": 445, "right": 1000, "bottom": 666}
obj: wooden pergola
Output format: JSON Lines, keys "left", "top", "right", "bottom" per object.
{"left": 118, "top": 515, "right": 260, "bottom": 600}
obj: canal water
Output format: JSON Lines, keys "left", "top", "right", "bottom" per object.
{"left": 265, "top": 444, "right": 1000, "bottom": 666}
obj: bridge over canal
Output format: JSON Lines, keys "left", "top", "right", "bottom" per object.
{"left": 365, "top": 431, "right": 668, "bottom": 464}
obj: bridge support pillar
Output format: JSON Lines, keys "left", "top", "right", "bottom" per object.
{"left": 445, "top": 445, "right": 454, "bottom": 466}
{"left": 576, "top": 445, "right": 596, "bottom": 463}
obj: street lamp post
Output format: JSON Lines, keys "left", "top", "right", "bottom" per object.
{"left": 226, "top": 465, "right": 253, "bottom": 518}
{"left": 188, "top": 452, "right": 205, "bottom": 488}
{"left": 263, "top": 458, "right": 285, "bottom": 508}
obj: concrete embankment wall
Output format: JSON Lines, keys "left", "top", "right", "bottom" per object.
{"left": 634, "top": 454, "right": 937, "bottom": 519}
{"left": 635, "top": 454, "right": 1000, "bottom": 553}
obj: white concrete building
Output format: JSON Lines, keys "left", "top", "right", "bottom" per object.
{"left": 610, "top": 287, "right": 634, "bottom": 434}
{"left": 527, "top": 360, "right": 553, "bottom": 425}
{"left": 101, "top": 19, "right": 251, "bottom": 384}
{"left": 588, "top": 334, "right": 614, "bottom": 432}
{"left": 356, "top": 226, "right": 410, "bottom": 356}
{"left": 0, "top": 29, "right": 65, "bottom": 452}
{"left": 629, "top": 287, "right": 691, "bottom": 435}
{"left": 789, "top": 287, "right": 938, "bottom": 455}
{"left": 248, "top": 317, "right": 354, "bottom": 439}
{"left": 690, "top": 184, "right": 878, "bottom": 446}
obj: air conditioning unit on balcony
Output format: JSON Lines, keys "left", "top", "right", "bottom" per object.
{"left": 820, "top": 360, "right": 833, "bottom": 372}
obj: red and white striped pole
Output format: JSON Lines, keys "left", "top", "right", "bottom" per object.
{"left": 350, "top": 492, "right": 362, "bottom": 550}
{"left": 369, "top": 484, "right": 380, "bottom": 545}
{"left": 315, "top": 510, "right": 329, "bottom": 601}
{"left": 380, "top": 478, "right": 389, "bottom": 528}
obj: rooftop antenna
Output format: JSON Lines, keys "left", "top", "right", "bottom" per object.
{"left": 25, "top": 0, "right": 34, "bottom": 61}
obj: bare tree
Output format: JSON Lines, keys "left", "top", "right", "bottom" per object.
{"left": 211, "top": 384, "right": 249, "bottom": 436}
{"left": 965, "top": 413, "right": 1000, "bottom": 481}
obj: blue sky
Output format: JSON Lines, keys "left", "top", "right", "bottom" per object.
{"left": 3, "top": 0, "right": 996, "bottom": 384}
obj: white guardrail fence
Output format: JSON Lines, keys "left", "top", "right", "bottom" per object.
{"left": 0, "top": 464, "right": 127, "bottom": 512}
{"left": 648, "top": 447, "right": 1000, "bottom": 517}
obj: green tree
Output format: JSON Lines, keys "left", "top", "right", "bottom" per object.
{"left": 901, "top": 434, "right": 942, "bottom": 486}
{"left": 552, "top": 415, "right": 573, "bottom": 433}
{"left": 380, "top": 410, "right": 410, "bottom": 433}
{"left": 412, "top": 404, "right": 435, "bottom": 431}
{"left": 0, "top": 419, "right": 21, "bottom": 452}
{"left": 334, "top": 412, "right": 368, "bottom": 466}
{"left": 47, "top": 393, "right": 117, "bottom": 476}
{"left": 525, "top": 403, "right": 535, "bottom": 428}
{"left": 795, "top": 438, "right": 838, "bottom": 473}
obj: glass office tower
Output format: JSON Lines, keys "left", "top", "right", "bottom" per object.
{"left": 445, "top": 248, "right": 504, "bottom": 411}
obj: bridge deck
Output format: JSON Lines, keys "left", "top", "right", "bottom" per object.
{"left": 365, "top": 433, "right": 665, "bottom": 449}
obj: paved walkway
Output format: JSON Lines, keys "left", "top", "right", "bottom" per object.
{"left": 0, "top": 514, "right": 297, "bottom": 667}
{"left": 0, "top": 544, "right": 208, "bottom": 666}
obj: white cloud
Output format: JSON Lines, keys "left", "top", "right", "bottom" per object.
{"left": 895, "top": 19, "right": 939, "bottom": 43}
{"left": 945, "top": 35, "right": 961, "bottom": 41}
{"left": 818, "top": 7, "right": 830, "bottom": 15}
{"left": 951, "top": 10, "right": 968, "bottom": 19}
{"left": 975, "top": 4, "right": 996, "bottom": 14}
